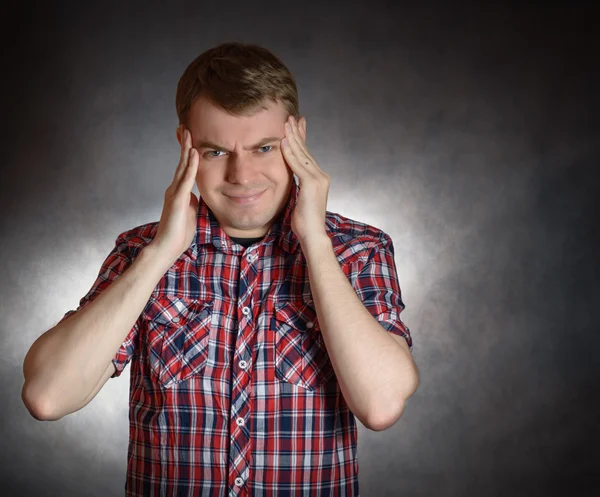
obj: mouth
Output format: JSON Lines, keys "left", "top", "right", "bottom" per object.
{"left": 224, "top": 189, "right": 267, "bottom": 205}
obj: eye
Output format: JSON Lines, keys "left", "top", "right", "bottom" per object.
{"left": 203, "top": 145, "right": 275, "bottom": 158}
{"left": 205, "top": 150, "right": 225, "bottom": 158}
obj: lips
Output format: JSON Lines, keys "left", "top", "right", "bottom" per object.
{"left": 227, "top": 191, "right": 264, "bottom": 199}
{"left": 225, "top": 189, "right": 266, "bottom": 205}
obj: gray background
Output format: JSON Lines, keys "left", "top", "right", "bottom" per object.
{"left": 2, "top": 1, "right": 599, "bottom": 496}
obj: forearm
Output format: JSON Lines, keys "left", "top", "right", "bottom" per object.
{"left": 302, "top": 235, "right": 418, "bottom": 430}
{"left": 22, "top": 243, "right": 171, "bottom": 420}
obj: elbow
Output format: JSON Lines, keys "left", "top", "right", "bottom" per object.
{"left": 403, "top": 369, "right": 420, "bottom": 401}
{"left": 21, "top": 381, "right": 61, "bottom": 421}
{"left": 365, "top": 371, "right": 420, "bottom": 432}
{"left": 364, "top": 400, "right": 406, "bottom": 432}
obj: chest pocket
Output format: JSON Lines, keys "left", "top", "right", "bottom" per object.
{"left": 142, "top": 295, "right": 213, "bottom": 388}
{"left": 271, "top": 300, "right": 335, "bottom": 390}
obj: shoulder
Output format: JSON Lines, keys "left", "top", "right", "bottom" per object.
{"left": 113, "top": 220, "right": 160, "bottom": 259}
{"left": 325, "top": 211, "right": 392, "bottom": 251}
{"left": 325, "top": 210, "right": 393, "bottom": 263}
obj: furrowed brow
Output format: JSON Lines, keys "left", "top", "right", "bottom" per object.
{"left": 196, "top": 136, "right": 282, "bottom": 152}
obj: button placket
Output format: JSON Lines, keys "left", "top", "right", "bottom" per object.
{"left": 229, "top": 248, "right": 259, "bottom": 490}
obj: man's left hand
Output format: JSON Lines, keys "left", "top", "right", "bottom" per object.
{"left": 281, "top": 115, "right": 330, "bottom": 245}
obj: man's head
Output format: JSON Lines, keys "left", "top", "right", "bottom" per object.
{"left": 175, "top": 42, "right": 306, "bottom": 239}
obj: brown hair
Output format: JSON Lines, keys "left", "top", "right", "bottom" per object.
{"left": 175, "top": 42, "right": 300, "bottom": 127}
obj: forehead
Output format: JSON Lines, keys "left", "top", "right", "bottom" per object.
{"left": 188, "top": 96, "right": 288, "bottom": 137}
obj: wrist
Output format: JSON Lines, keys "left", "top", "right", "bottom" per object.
{"left": 300, "top": 232, "right": 333, "bottom": 257}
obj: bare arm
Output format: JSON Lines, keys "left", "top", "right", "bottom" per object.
{"left": 22, "top": 123, "right": 199, "bottom": 421}
{"left": 21, "top": 244, "right": 172, "bottom": 421}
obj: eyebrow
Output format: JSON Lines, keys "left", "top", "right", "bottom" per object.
{"left": 196, "top": 136, "right": 283, "bottom": 152}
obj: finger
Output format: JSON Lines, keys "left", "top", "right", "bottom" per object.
{"left": 282, "top": 138, "right": 311, "bottom": 179}
{"left": 176, "top": 147, "right": 198, "bottom": 194}
{"left": 173, "top": 126, "right": 191, "bottom": 185}
{"left": 284, "top": 128, "right": 315, "bottom": 176}
{"left": 287, "top": 120, "right": 327, "bottom": 176}
{"left": 288, "top": 119, "right": 312, "bottom": 159}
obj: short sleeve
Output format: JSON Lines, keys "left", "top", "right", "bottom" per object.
{"left": 353, "top": 234, "right": 414, "bottom": 353}
{"left": 56, "top": 236, "right": 142, "bottom": 378}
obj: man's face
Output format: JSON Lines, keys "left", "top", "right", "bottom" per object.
{"left": 177, "top": 96, "right": 306, "bottom": 239}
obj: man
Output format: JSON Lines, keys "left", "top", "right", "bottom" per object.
{"left": 22, "top": 42, "right": 419, "bottom": 496}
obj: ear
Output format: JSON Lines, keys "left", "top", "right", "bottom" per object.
{"left": 176, "top": 125, "right": 184, "bottom": 146}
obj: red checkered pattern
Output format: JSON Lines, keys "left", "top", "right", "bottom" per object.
{"left": 59, "top": 180, "right": 413, "bottom": 496}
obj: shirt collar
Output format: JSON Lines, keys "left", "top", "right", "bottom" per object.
{"left": 184, "top": 179, "right": 322, "bottom": 259}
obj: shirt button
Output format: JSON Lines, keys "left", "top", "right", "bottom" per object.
{"left": 242, "top": 307, "right": 250, "bottom": 316}
{"left": 235, "top": 477, "right": 244, "bottom": 486}
{"left": 246, "top": 253, "right": 254, "bottom": 262}
{"left": 239, "top": 360, "right": 248, "bottom": 369}
{"left": 306, "top": 321, "right": 314, "bottom": 329}
{"left": 172, "top": 316, "right": 180, "bottom": 323}
{"left": 236, "top": 417, "right": 245, "bottom": 426}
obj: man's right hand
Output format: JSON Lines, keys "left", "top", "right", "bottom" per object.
{"left": 149, "top": 125, "right": 200, "bottom": 267}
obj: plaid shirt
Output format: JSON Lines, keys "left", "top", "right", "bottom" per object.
{"left": 59, "top": 180, "right": 413, "bottom": 496}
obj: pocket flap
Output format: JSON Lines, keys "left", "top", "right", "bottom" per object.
{"left": 143, "top": 295, "right": 213, "bottom": 326}
{"left": 274, "top": 300, "right": 320, "bottom": 332}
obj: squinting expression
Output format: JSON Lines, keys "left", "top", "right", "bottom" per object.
{"left": 177, "top": 96, "right": 303, "bottom": 239}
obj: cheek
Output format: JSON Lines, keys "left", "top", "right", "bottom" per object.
{"left": 270, "top": 154, "right": 291, "bottom": 172}
{"left": 193, "top": 167, "right": 216, "bottom": 194}
{"left": 195, "top": 163, "right": 217, "bottom": 181}
{"left": 270, "top": 162, "right": 293, "bottom": 186}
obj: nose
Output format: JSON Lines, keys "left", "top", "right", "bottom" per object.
{"left": 225, "top": 152, "right": 260, "bottom": 186}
